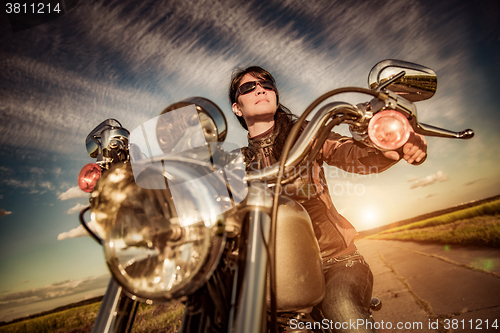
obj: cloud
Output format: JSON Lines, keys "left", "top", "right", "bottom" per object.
{"left": 29, "top": 167, "right": 45, "bottom": 174}
{"left": 2, "top": 179, "right": 36, "bottom": 189}
{"left": 1, "top": 178, "right": 55, "bottom": 195}
{"left": 39, "top": 181, "right": 54, "bottom": 191}
{"left": 0, "top": 275, "right": 110, "bottom": 309}
{"left": 407, "top": 176, "right": 419, "bottom": 183}
{"left": 65, "top": 203, "right": 88, "bottom": 215}
{"left": 0, "top": 209, "right": 13, "bottom": 217}
{"left": 57, "top": 224, "right": 87, "bottom": 240}
{"left": 0, "top": 53, "right": 171, "bottom": 156}
{"left": 58, "top": 186, "right": 89, "bottom": 201}
{"left": 409, "top": 171, "right": 449, "bottom": 189}
{"left": 0, "top": 0, "right": 474, "bottom": 156}
{"left": 464, "top": 178, "right": 484, "bottom": 186}
{"left": 57, "top": 219, "right": 99, "bottom": 240}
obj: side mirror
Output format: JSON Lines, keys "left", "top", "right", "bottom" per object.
{"left": 368, "top": 59, "right": 437, "bottom": 102}
{"left": 85, "top": 119, "right": 129, "bottom": 159}
{"left": 156, "top": 97, "right": 227, "bottom": 154}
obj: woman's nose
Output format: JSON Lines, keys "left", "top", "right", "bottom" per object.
{"left": 255, "top": 82, "right": 266, "bottom": 94}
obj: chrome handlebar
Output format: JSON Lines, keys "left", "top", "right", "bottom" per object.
{"left": 246, "top": 93, "right": 474, "bottom": 184}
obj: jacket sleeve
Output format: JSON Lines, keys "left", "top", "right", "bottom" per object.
{"left": 316, "top": 131, "right": 399, "bottom": 174}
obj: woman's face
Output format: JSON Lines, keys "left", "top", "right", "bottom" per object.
{"left": 232, "top": 74, "right": 278, "bottom": 125}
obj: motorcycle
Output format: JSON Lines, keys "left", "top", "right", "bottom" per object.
{"left": 77, "top": 59, "right": 474, "bottom": 333}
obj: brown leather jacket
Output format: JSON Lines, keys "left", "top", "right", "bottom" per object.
{"left": 242, "top": 124, "right": 398, "bottom": 262}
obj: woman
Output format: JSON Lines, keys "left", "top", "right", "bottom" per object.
{"left": 229, "top": 66, "right": 427, "bottom": 332}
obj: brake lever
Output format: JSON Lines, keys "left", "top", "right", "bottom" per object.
{"left": 413, "top": 121, "right": 474, "bottom": 139}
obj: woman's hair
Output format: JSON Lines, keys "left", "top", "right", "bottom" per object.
{"left": 229, "top": 66, "right": 297, "bottom": 160}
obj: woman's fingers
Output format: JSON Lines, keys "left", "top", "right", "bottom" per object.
{"left": 403, "top": 133, "right": 427, "bottom": 164}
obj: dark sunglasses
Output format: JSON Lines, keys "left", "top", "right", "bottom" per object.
{"left": 235, "top": 80, "right": 276, "bottom": 100}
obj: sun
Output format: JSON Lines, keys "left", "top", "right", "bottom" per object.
{"left": 363, "top": 208, "right": 379, "bottom": 225}
{"left": 353, "top": 207, "right": 381, "bottom": 232}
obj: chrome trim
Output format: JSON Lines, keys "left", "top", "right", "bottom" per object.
{"left": 85, "top": 119, "right": 125, "bottom": 158}
{"left": 381, "top": 90, "right": 417, "bottom": 119}
{"left": 374, "top": 70, "right": 406, "bottom": 92}
{"left": 245, "top": 181, "right": 272, "bottom": 209}
{"left": 368, "top": 59, "right": 437, "bottom": 102}
{"left": 93, "top": 163, "right": 227, "bottom": 303}
{"left": 188, "top": 97, "right": 228, "bottom": 142}
{"left": 232, "top": 206, "right": 271, "bottom": 333}
{"left": 91, "top": 279, "right": 137, "bottom": 333}
{"left": 101, "top": 128, "right": 130, "bottom": 151}
{"left": 414, "top": 122, "right": 474, "bottom": 139}
{"left": 86, "top": 138, "right": 99, "bottom": 159}
{"left": 159, "top": 97, "right": 227, "bottom": 143}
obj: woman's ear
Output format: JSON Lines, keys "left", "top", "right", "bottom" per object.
{"left": 232, "top": 103, "right": 243, "bottom": 117}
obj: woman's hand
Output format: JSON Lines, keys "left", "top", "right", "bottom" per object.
{"left": 382, "top": 132, "right": 427, "bottom": 164}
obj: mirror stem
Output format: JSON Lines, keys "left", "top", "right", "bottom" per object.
{"left": 375, "top": 70, "right": 406, "bottom": 92}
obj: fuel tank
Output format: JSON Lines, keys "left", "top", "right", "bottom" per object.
{"left": 267, "top": 196, "right": 325, "bottom": 311}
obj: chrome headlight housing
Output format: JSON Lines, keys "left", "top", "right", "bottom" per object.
{"left": 90, "top": 162, "right": 226, "bottom": 303}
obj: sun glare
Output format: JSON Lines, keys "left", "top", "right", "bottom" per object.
{"left": 363, "top": 209, "right": 379, "bottom": 225}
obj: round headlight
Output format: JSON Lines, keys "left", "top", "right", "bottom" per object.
{"left": 90, "top": 163, "right": 226, "bottom": 303}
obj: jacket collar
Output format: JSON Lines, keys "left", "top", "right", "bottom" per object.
{"left": 247, "top": 123, "right": 279, "bottom": 149}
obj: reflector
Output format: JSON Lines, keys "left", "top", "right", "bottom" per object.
{"left": 368, "top": 110, "right": 411, "bottom": 150}
{"left": 78, "top": 163, "right": 102, "bottom": 193}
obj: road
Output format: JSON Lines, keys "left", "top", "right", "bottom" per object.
{"left": 356, "top": 239, "right": 500, "bottom": 333}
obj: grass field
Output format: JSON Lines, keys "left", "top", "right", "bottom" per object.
{"left": 366, "top": 199, "right": 500, "bottom": 246}
{"left": 0, "top": 302, "right": 100, "bottom": 333}
{"left": 130, "top": 302, "right": 184, "bottom": 333}
{"left": 0, "top": 302, "right": 184, "bottom": 333}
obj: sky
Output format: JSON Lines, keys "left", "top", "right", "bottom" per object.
{"left": 0, "top": 0, "right": 499, "bottom": 323}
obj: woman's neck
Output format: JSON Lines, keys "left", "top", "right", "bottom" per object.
{"left": 247, "top": 120, "right": 275, "bottom": 138}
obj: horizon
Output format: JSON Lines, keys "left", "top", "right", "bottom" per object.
{"left": 1, "top": 0, "right": 499, "bottom": 322}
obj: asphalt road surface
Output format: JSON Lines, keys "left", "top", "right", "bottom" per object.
{"left": 356, "top": 239, "right": 500, "bottom": 333}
